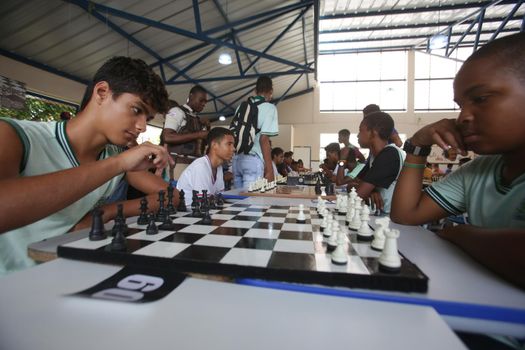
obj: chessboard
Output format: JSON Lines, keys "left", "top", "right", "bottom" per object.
{"left": 240, "top": 185, "right": 337, "bottom": 201}
{"left": 57, "top": 203, "right": 428, "bottom": 293}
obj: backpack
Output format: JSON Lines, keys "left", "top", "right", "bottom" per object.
{"left": 229, "top": 97, "right": 265, "bottom": 154}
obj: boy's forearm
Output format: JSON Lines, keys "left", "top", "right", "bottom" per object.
{"left": 0, "top": 157, "right": 124, "bottom": 233}
{"left": 438, "top": 225, "right": 525, "bottom": 289}
{"left": 391, "top": 154, "right": 428, "bottom": 224}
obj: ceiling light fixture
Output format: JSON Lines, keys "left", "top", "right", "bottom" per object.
{"left": 429, "top": 0, "right": 448, "bottom": 51}
{"left": 218, "top": 52, "right": 232, "bottom": 65}
{"left": 219, "top": 115, "right": 226, "bottom": 121}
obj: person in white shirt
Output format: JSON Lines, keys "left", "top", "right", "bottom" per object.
{"left": 176, "top": 127, "right": 235, "bottom": 205}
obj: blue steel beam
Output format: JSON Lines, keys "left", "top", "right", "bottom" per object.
{"left": 275, "top": 73, "right": 304, "bottom": 105}
{"left": 69, "top": 0, "right": 313, "bottom": 72}
{"left": 203, "top": 0, "right": 314, "bottom": 36}
{"left": 67, "top": 0, "right": 236, "bottom": 113}
{"left": 313, "top": 0, "right": 319, "bottom": 81}
{"left": 192, "top": 0, "right": 202, "bottom": 33}
{"left": 490, "top": 1, "right": 524, "bottom": 41}
{"left": 301, "top": 16, "right": 310, "bottom": 89}
{"left": 150, "top": 8, "right": 302, "bottom": 69}
{"left": 168, "top": 44, "right": 221, "bottom": 82}
{"left": 319, "top": 28, "right": 518, "bottom": 44}
{"left": 319, "top": 1, "right": 519, "bottom": 19}
{"left": 0, "top": 48, "right": 88, "bottom": 85}
{"left": 165, "top": 70, "right": 312, "bottom": 84}
{"left": 319, "top": 16, "right": 522, "bottom": 34}
{"left": 211, "top": 0, "right": 258, "bottom": 76}
{"left": 474, "top": 9, "right": 486, "bottom": 51}
{"left": 447, "top": 15, "right": 482, "bottom": 57}
{"left": 243, "top": 6, "right": 310, "bottom": 75}
{"left": 522, "top": 13, "right": 525, "bottom": 31}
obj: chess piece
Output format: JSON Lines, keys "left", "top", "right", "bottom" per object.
{"left": 320, "top": 210, "right": 328, "bottom": 233}
{"left": 156, "top": 190, "right": 167, "bottom": 220}
{"left": 137, "top": 197, "right": 149, "bottom": 225}
{"left": 296, "top": 204, "right": 306, "bottom": 223}
{"left": 216, "top": 193, "right": 225, "bottom": 208}
{"left": 191, "top": 190, "right": 201, "bottom": 217}
{"left": 323, "top": 213, "right": 333, "bottom": 237}
{"left": 158, "top": 209, "right": 174, "bottom": 230}
{"left": 349, "top": 199, "right": 362, "bottom": 231}
{"left": 177, "top": 189, "right": 187, "bottom": 212}
{"left": 109, "top": 225, "right": 127, "bottom": 252}
{"left": 371, "top": 217, "right": 390, "bottom": 251}
{"left": 331, "top": 229, "right": 348, "bottom": 265}
{"left": 326, "top": 220, "right": 339, "bottom": 251}
{"left": 357, "top": 205, "right": 373, "bottom": 241}
{"left": 166, "top": 184, "right": 177, "bottom": 215}
{"left": 314, "top": 177, "right": 322, "bottom": 195}
{"left": 146, "top": 212, "right": 158, "bottom": 235}
{"left": 89, "top": 207, "right": 107, "bottom": 241}
{"left": 379, "top": 229, "right": 402, "bottom": 272}
{"left": 111, "top": 203, "right": 128, "bottom": 237}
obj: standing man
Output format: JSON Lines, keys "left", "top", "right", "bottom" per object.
{"left": 162, "top": 85, "right": 210, "bottom": 179}
{"left": 233, "top": 76, "right": 278, "bottom": 188}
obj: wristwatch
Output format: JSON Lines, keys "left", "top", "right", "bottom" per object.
{"left": 403, "top": 138, "right": 431, "bottom": 157}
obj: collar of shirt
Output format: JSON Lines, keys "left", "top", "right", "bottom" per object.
{"left": 182, "top": 104, "right": 197, "bottom": 117}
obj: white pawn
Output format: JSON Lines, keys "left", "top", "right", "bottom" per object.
{"left": 349, "top": 199, "right": 362, "bottom": 230}
{"left": 327, "top": 220, "right": 339, "bottom": 249}
{"left": 323, "top": 214, "right": 333, "bottom": 237}
{"left": 371, "top": 216, "right": 390, "bottom": 251}
{"left": 260, "top": 183, "right": 265, "bottom": 193}
{"left": 320, "top": 212, "right": 328, "bottom": 233}
{"left": 339, "top": 195, "right": 348, "bottom": 215}
{"left": 357, "top": 205, "right": 373, "bottom": 241}
{"left": 296, "top": 204, "right": 306, "bottom": 223}
{"left": 345, "top": 195, "right": 355, "bottom": 225}
{"left": 378, "top": 229, "right": 401, "bottom": 271}
{"left": 331, "top": 229, "right": 348, "bottom": 265}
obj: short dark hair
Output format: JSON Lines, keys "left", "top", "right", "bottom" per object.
{"left": 80, "top": 56, "right": 168, "bottom": 113}
{"left": 271, "top": 147, "right": 284, "bottom": 158}
{"left": 284, "top": 151, "right": 293, "bottom": 158}
{"left": 255, "top": 76, "right": 273, "bottom": 94}
{"left": 362, "top": 111, "right": 394, "bottom": 141}
{"left": 363, "top": 104, "right": 380, "bottom": 116}
{"left": 338, "top": 129, "right": 350, "bottom": 138}
{"left": 207, "top": 127, "right": 233, "bottom": 145}
{"left": 465, "top": 32, "right": 525, "bottom": 83}
{"left": 324, "top": 142, "right": 340, "bottom": 154}
{"left": 189, "top": 85, "right": 207, "bottom": 96}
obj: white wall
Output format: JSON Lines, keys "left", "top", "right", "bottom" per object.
{"left": 276, "top": 50, "right": 459, "bottom": 161}
{"left": 0, "top": 55, "right": 85, "bottom": 104}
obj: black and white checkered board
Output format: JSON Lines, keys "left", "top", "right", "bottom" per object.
{"left": 57, "top": 203, "right": 428, "bottom": 292}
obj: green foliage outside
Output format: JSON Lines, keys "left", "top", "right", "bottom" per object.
{"left": 0, "top": 95, "right": 77, "bottom": 121}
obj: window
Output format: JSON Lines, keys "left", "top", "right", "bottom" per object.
{"left": 319, "top": 51, "right": 407, "bottom": 112}
{"left": 0, "top": 92, "right": 78, "bottom": 121}
{"left": 414, "top": 47, "right": 472, "bottom": 111}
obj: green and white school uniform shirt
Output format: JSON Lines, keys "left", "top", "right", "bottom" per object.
{"left": 425, "top": 155, "right": 525, "bottom": 228}
{"left": 0, "top": 118, "right": 124, "bottom": 276}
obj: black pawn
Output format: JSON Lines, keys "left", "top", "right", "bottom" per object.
{"left": 216, "top": 193, "right": 224, "bottom": 209}
{"left": 191, "top": 190, "right": 201, "bottom": 217}
{"left": 167, "top": 184, "right": 177, "bottom": 215}
{"left": 208, "top": 195, "right": 217, "bottom": 210}
{"left": 146, "top": 212, "right": 158, "bottom": 235}
{"left": 137, "top": 197, "right": 149, "bottom": 225}
{"left": 314, "top": 177, "right": 322, "bottom": 195}
{"left": 156, "top": 190, "right": 167, "bottom": 220}
{"left": 112, "top": 203, "right": 128, "bottom": 236}
{"left": 109, "top": 226, "right": 127, "bottom": 252}
{"left": 89, "top": 207, "right": 107, "bottom": 241}
{"left": 201, "top": 199, "right": 212, "bottom": 225}
{"left": 177, "top": 189, "right": 187, "bottom": 212}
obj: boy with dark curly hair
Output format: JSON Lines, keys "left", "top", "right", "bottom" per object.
{"left": 0, "top": 56, "right": 173, "bottom": 275}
